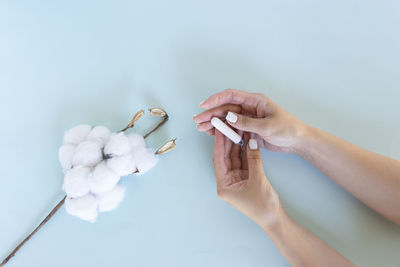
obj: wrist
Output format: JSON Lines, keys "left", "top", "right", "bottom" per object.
{"left": 291, "top": 124, "right": 318, "bottom": 156}
{"left": 259, "top": 205, "right": 288, "bottom": 234}
{"left": 257, "top": 201, "right": 286, "bottom": 233}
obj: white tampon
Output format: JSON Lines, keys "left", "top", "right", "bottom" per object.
{"left": 211, "top": 117, "right": 242, "bottom": 144}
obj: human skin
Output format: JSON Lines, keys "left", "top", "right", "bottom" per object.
{"left": 193, "top": 88, "right": 400, "bottom": 266}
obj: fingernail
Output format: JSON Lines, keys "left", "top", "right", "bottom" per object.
{"left": 226, "top": 112, "right": 237, "bottom": 123}
{"left": 249, "top": 139, "right": 258, "bottom": 150}
{"left": 200, "top": 100, "right": 205, "bottom": 106}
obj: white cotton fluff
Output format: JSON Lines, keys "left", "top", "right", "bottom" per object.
{"left": 133, "top": 147, "right": 159, "bottom": 175}
{"left": 63, "top": 125, "right": 92, "bottom": 145}
{"left": 106, "top": 154, "right": 137, "bottom": 176}
{"left": 60, "top": 122, "right": 164, "bottom": 222}
{"left": 58, "top": 144, "right": 76, "bottom": 170}
{"left": 87, "top": 126, "right": 111, "bottom": 147}
{"left": 96, "top": 185, "right": 126, "bottom": 212}
{"left": 72, "top": 140, "right": 103, "bottom": 167}
{"left": 104, "top": 132, "right": 131, "bottom": 156}
{"left": 65, "top": 194, "right": 98, "bottom": 222}
{"left": 88, "top": 162, "right": 120, "bottom": 194}
{"left": 63, "top": 167, "right": 91, "bottom": 198}
{"left": 126, "top": 133, "right": 145, "bottom": 149}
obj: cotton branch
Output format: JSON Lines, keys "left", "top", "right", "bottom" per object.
{"left": 1, "top": 107, "right": 175, "bottom": 266}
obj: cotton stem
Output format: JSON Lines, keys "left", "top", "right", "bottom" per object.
{"left": 143, "top": 114, "right": 169, "bottom": 139}
{"left": 1, "top": 196, "right": 66, "bottom": 266}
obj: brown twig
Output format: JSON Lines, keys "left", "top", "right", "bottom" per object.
{"left": 1, "top": 195, "right": 66, "bottom": 266}
{"left": 144, "top": 114, "right": 169, "bottom": 139}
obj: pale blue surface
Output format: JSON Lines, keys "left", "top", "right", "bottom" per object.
{"left": 1, "top": 1, "right": 400, "bottom": 266}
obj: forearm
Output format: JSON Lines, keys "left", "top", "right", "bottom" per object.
{"left": 294, "top": 126, "right": 400, "bottom": 224}
{"left": 263, "top": 209, "right": 354, "bottom": 267}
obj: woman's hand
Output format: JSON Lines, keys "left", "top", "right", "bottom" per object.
{"left": 197, "top": 89, "right": 357, "bottom": 266}
{"left": 194, "top": 89, "right": 308, "bottom": 153}
{"left": 204, "top": 99, "right": 355, "bottom": 266}
{"left": 212, "top": 129, "right": 282, "bottom": 228}
{"left": 211, "top": 122, "right": 355, "bottom": 267}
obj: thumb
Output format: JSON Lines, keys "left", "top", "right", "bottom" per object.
{"left": 246, "top": 138, "right": 265, "bottom": 177}
{"left": 226, "top": 112, "right": 264, "bottom": 134}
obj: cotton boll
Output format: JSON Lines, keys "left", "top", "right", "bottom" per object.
{"left": 106, "top": 154, "right": 136, "bottom": 176}
{"left": 87, "top": 126, "right": 111, "bottom": 147}
{"left": 63, "top": 167, "right": 91, "bottom": 198}
{"left": 133, "top": 147, "right": 159, "bottom": 175}
{"left": 63, "top": 125, "right": 92, "bottom": 145}
{"left": 126, "top": 133, "right": 145, "bottom": 149}
{"left": 59, "top": 144, "right": 76, "bottom": 170}
{"left": 72, "top": 140, "right": 103, "bottom": 167}
{"left": 87, "top": 137, "right": 104, "bottom": 148}
{"left": 65, "top": 194, "right": 98, "bottom": 222}
{"left": 88, "top": 162, "right": 120, "bottom": 194}
{"left": 97, "top": 185, "right": 126, "bottom": 212}
{"left": 104, "top": 132, "right": 131, "bottom": 156}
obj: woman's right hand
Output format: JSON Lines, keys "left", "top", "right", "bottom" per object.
{"left": 193, "top": 89, "right": 308, "bottom": 153}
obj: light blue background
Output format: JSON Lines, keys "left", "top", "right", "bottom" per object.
{"left": 1, "top": 1, "right": 400, "bottom": 266}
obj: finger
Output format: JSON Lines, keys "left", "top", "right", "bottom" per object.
{"left": 213, "top": 130, "right": 228, "bottom": 181}
{"left": 246, "top": 138, "right": 265, "bottom": 178}
{"left": 196, "top": 122, "right": 213, "bottom": 132}
{"left": 230, "top": 130, "right": 243, "bottom": 170}
{"left": 224, "top": 135, "right": 233, "bottom": 171}
{"left": 200, "top": 89, "right": 257, "bottom": 109}
{"left": 193, "top": 104, "right": 242, "bottom": 124}
{"left": 206, "top": 128, "right": 215, "bottom": 136}
{"left": 241, "top": 132, "right": 250, "bottom": 170}
{"left": 226, "top": 111, "right": 265, "bottom": 134}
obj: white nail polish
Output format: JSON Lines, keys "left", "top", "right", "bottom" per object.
{"left": 226, "top": 112, "right": 237, "bottom": 123}
{"left": 211, "top": 117, "right": 242, "bottom": 144}
{"left": 249, "top": 139, "right": 258, "bottom": 150}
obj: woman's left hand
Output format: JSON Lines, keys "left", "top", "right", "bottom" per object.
{"left": 212, "top": 129, "right": 282, "bottom": 229}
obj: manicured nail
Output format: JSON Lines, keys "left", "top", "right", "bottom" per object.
{"left": 226, "top": 112, "right": 237, "bottom": 123}
{"left": 249, "top": 139, "right": 258, "bottom": 150}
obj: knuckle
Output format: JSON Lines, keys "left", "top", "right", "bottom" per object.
{"left": 215, "top": 94, "right": 222, "bottom": 105}
{"left": 254, "top": 93, "right": 269, "bottom": 103}
{"left": 247, "top": 154, "right": 261, "bottom": 161}
{"left": 225, "top": 88, "right": 238, "bottom": 100}
{"left": 260, "top": 121, "right": 269, "bottom": 133}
